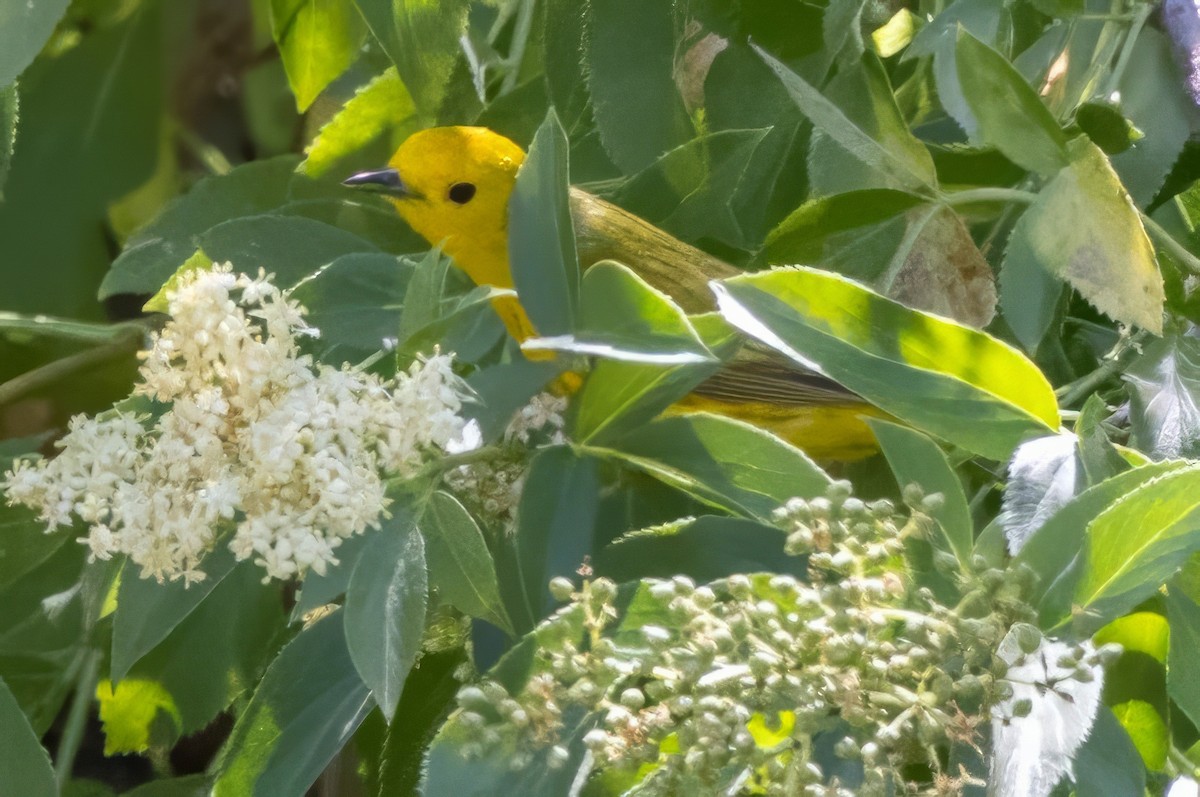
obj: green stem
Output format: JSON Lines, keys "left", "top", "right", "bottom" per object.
{"left": 176, "top": 126, "right": 232, "bottom": 176}
{"left": 55, "top": 648, "right": 102, "bottom": 789}
{"left": 941, "top": 187, "right": 1039, "bottom": 208}
{"left": 0, "top": 314, "right": 144, "bottom": 344}
{"left": 1103, "top": 1, "right": 1153, "bottom": 97}
{"left": 1141, "top": 212, "right": 1200, "bottom": 277}
{"left": 402, "top": 445, "right": 506, "bottom": 483}
{"left": 1055, "top": 331, "right": 1148, "bottom": 407}
{"left": 500, "top": 0, "right": 537, "bottom": 94}
{"left": 1169, "top": 743, "right": 1199, "bottom": 779}
{"left": 0, "top": 326, "right": 143, "bottom": 407}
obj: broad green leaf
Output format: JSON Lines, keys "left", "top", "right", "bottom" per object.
{"left": 198, "top": 214, "right": 380, "bottom": 288}
{"left": 567, "top": 316, "right": 729, "bottom": 445}
{"left": 213, "top": 611, "right": 371, "bottom": 797}
{"left": 1075, "top": 394, "right": 1129, "bottom": 485}
{"left": 300, "top": 67, "right": 417, "bottom": 178}
{"left": 596, "top": 412, "right": 831, "bottom": 520}
{"left": 955, "top": 28, "right": 1068, "bottom": 176}
{"left": 1166, "top": 584, "right": 1200, "bottom": 728}
{"left": 270, "top": 0, "right": 365, "bottom": 111}
{"left": 542, "top": 0, "right": 589, "bottom": 130}
{"left": 121, "top": 562, "right": 284, "bottom": 737}
{"left": 1003, "top": 139, "right": 1163, "bottom": 335}
{"left": 95, "top": 678, "right": 181, "bottom": 755}
{"left": 291, "top": 532, "right": 372, "bottom": 621}
{"left": 351, "top": 0, "right": 469, "bottom": 117}
{"left": 587, "top": 0, "right": 694, "bottom": 174}
{"left": 762, "top": 189, "right": 926, "bottom": 265}
{"left": 714, "top": 267, "right": 1059, "bottom": 460}
{"left": 1125, "top": 334, "right": 1200, "bottom": 460}
{"left": 608, "top": 129, "right": 769, "bottom": 250}
{"left": 1094, "top": 612, "right": 1169, "bottom": 664}
{"left": 906, "top": 0, "right": 1005, "bottom": 59}
{"left": 1071, "top": 708, "right": 1147, "bottom": 797}
{"left": 1076, "top": 100, "right": 1142, "bottom": 156}
{"left": 111, "top": 545, "right": 239, "bottom": 682}
{"left": 0, "top": 0, "right": 71, "bottom": 89}
{"left": 1016, "top": 460, "right": 1188, "bottom": 623}
{"left": 0, "top": 83, "right": 15, "bottom": 199}
{"left": 121, "top": 776, "right": 208, "bottom": 797}
{"left": 288, "top": 252, "right": 411, "bottom": 355}
{"left": 0, "top": 676, "right": 54, "bottom": 797}
{"left": 596, "top": 516, "right": 805, "bottom": 583}
{"left": 1112, "top": 29, "right": 1193, "bottom": 206}
{"left": 422, "top": 492, "right": 510, "bottom": 633}
{"left": 523, "top": 261, "right": 711, "bottom": 364}
{"left": 0, "top": 504, "right": 69, "bottom": 590}
{"left": 0, "top": 3, "right": 163, "bottom": 318}
{"left": 464, "top": 359, "right": 565, "bottom": 443}
{"left": 1074, "top": 465, "right": 1200, "bottom": 628}
{"left": 508, "top": 109, "right": 579, "bottom": 337}
{"left": 344, "top": 513, "right": 427, "bottom": 721}
{"left": 999, "top": 221, "right": 1064, "bottom": 352}
{"left": 101, "top": 156, "right": 300, "bottom": 299}
{"left": 870, "top": 420, "right": 973, "bottom": 565}
{"left": 1110, "top": 700, "right": 1168, "bottom": 770}
{"left": 512, "top": 448, "right": 599, "bottom": 627}
{"left": 757, "top": 48, "right": 936, "bottom": 193}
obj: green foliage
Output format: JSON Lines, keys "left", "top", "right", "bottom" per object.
{"left": 8, "top": 0, "right": 1200, "bottom": 793}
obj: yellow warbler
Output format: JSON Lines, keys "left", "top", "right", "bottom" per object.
{"left": 345, "top": 126, "right": 880, "bottom": 459}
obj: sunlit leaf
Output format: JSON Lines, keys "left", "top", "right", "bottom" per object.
{"left": 270, "top": 0, "right": 365, "bottom": 111}
{"left": 1004, "top": 139, "right": 1164, "bottom": 335}
{"left": 999, "top": 433, "right": 1083, "bottom": 555}
{"left": 1094, "top": 612, "right": 1169, "bottom": 664}
{"left": 95, "top": 678, "right": 181, "bottom": 755}
{"left": 1111, "top": 700, "right": 1168, "bottom": 770}
{"left": 715, "top": 267, "right": 1059, "bottom": 459}
{"left": 300, "top": 67, "right": 417, "bottom": 178}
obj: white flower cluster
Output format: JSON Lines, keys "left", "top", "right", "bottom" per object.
{"left": 3, "top": 264, "right": 466, "bottom": 583}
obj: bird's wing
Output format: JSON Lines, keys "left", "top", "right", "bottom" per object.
{"left": 695, "top": 345, "right": 862, "bottom": 407}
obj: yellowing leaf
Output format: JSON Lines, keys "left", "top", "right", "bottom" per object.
{"left": 95, "top": 678, "right": 181, "bottom": 755}
{"left": 142, "top": 250, "right": 213, "bottom": 314}
{"left": 1006, "top": 138, "right": 1164, "bottom": 334}
{"left": 270, "top": 0, "right": 366, "bottom": 112}
{"left": 747, "top": 710, "right": 795, "bottom": 749}
{"left": 1111, "top": 699, "right": 1168, "bottom": 770}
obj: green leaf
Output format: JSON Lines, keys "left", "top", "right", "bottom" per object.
{"left": 464, "top": 360, "right": 565, "bottom": 443}
{"left": 596, "top": 516, "right": 805, "bottom": 583}
{"left": 344, "top": 513, "right": 427, "bottom": 722}
{"left": 1076, "top": 100, "right": 1142, "bottom": 156}
{"left": 270, "top": 0, "right": 365, "bottom": 111}
{"left": 0, "top": 504, "right": 69, "bottom": 591}
{"left": 1166, "top": 584, "right": 1200, "bottom": 729}
{"left": 512, "top": 448, "right": 599, "bottom": 627}
{"left": 212, "top": 611, "right": 371, "bottom": 797}
{"left": 1015, "top": 460, "right": 1188, "bottom": 624}
{"left": 1075, "top": 394, "right": 1129, "bottom": 485}
{"left": 1110, "top": 700, "right": 1168, "bottom": 770}
{"left": 300, "top": 67, "right": 417, "bottom": 178}
{"left": 1094, "top": 611, "right": 1169, "bottom": 663}
{"left": 762, "top": 189, "right": 926, "bottom": 265}
{"left": 757, "top": 48, "right": 936, "bottom": 193}
{"left": 350, "top": 0, "right": 469, "bottom": 117}
{"left": 524, "top": 261, "right": 711, "bottom": 364}
{"left": 587, "top": 0, "right": 694, "bottom": 174}
{"left": 198, "top": 214, "right": 380, "bottom": 288}
{"left": 955, "top": 27, "right": 1068, "bottom": 177}
{"left": 870, "top": 420, "right": 973, "bottom": 565}
{"left": 422, "top": 492, "right": 510, "bottom": 633}
{"left": 101, "top": 156, "right": 300, "bottom": 299}
{"left": 0, "top": 676, "right": 55, "bottom": 797}
{"left": 1112, "top": 29, "right": 1193, "bottom": 206}
{"left": 1074, "top": 465, "right": 1200, "bottom": 628}
{"left": 0, "top": 83, "right": 15, "bottom": 200}
{"left": 607, "top": 129, "right": 770, "bottom": 250}
{"left": 111, "top": 545, "right": 239, "bottom": 683}
{"left": 1072, "top": 708, "right": 1147, "bottom": 797}
{"left": 120, "top": 775, "right": 208, "bottom": 797}
{"left": 1006, "top": 139, "right": 1164, "bottom": 335}
{"left": 714, "top": 267, "right": 1059, "bottom": 460}
{"left": 1125, "top": 334, "right": 1200, "bottom": 460}
{"left": 999, "top": 221, "right": 1064, "bottom": 352}
{"left": 288, "top": 252, "right": 411, "bottom": 356}
{"left": 597, "top": 412, "right": 831, "bottom": 520}
{"left": 0, "top": 0, "right": 71, "bottom": 89}
{"left": 291, "top": 532, "right": 372, "bottom": 621}
{"left": 508, "top": 109, "right": 579, "bottom": 337}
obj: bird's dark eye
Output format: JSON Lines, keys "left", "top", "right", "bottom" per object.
{"left": 448, "top": 182, "right": 476, "bottom": 204}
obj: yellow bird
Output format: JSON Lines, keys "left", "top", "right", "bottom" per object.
{"left": 345, "top": 126, "right": 879, "bottom": 460}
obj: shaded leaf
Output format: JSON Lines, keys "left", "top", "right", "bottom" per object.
{"left": 0, "top": 83, "right": 15, "bottom": 199}
{"left": 1076, "top": 100, "right": 1142, "bottom": 156}
{"left": 0, "top": 504, "right": 69, "bottom": 591}
{"left": 422, "top": 492, "right": 510, "bottom": 633}
{"left": 0, "top": 0, "right": 71, "bottom": 89}
{"left": 288, "top": 252, "right": 411, "bottom": 356}
{"left": 212, "top": 611, "right": 371, "bottom": 797}
{"left": 1004, "top": 139, "right": 1164, "bottom": 335}
{"left": 1072, "top": 708, "right": 1147, "bottom": 797}
{"left": 0, "top": 676, "right": 54, "bottom": 797}
{"left": 715, "top": 267, "right": 1059, "bottom": 460}
{"left": 1166, "top": 584, "right": 1200, "bottom": 729}
{"left": 344, "top": 513, "right": 427, "bottom": 721}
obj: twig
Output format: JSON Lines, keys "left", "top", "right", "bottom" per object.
{"left": 55, "top": 648, "right": 102, "bottom": 789}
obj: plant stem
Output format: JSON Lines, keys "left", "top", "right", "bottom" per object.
{"left": 1103, "top": 0, "right": 1153, "bottom": 97}
{"left": 56, "top": 648, "right": 102, "bottom": 789}
{"left": 0, "top": 314, "right": 144, "bottom": 344}
{"left": 941, "top": 187, "right": 1039, "bottom": 208}
{"left": 0, "top": 325, "right": 144, "bottom": 407}
{"left": 501, "top": 0, "right": 537, "bottom": 95}
{"left": 1141, "top": 212, "right": 1200, "bottom": 277}
{"left": 403, "top": 445, "right": 506, "bottom": 483}
{"left": 1054, "top": 330, "right": 1148, "bottom": 407}
{"left": 1169, "top": 743, "right": 1199, "bottom": 779}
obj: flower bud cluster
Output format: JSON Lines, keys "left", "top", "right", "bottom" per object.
{"left": 443, "top": 392, "right": 567, "bottom": 530}
{"left": 2, "top": 264, "right": 467, "bottom": 583}
{"left": 447, "top": 482, "right": 1072, "bottom": 795}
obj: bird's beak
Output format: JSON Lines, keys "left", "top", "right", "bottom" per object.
{"left": 342, "top": 167, "right": 412, "bottom": 197}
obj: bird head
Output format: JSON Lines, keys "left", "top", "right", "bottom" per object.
{"left": 343, "top": 126, "right": 526, "bottom": 288}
